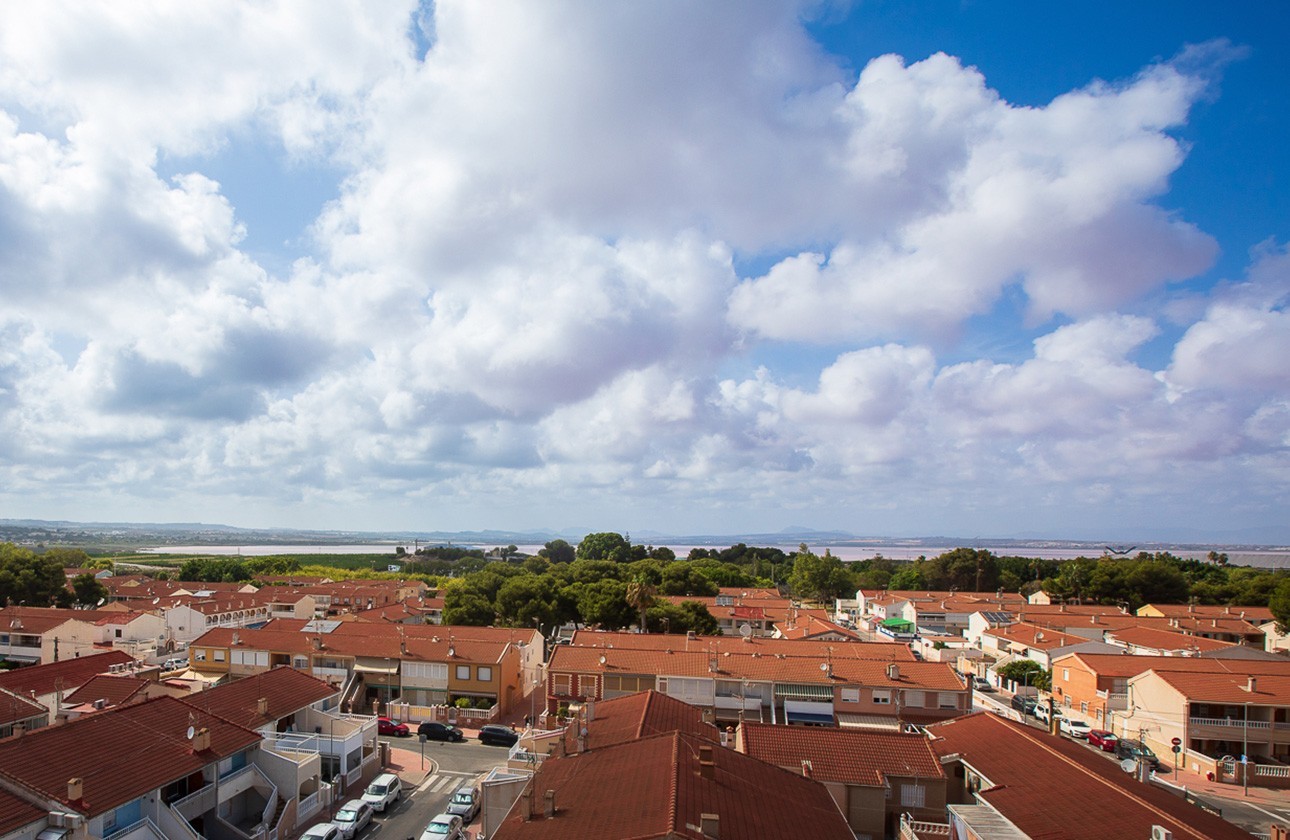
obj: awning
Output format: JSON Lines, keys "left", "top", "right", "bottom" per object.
{"left": 37, "top": 830, "right": 69, "bottom": 840}
{"left": 785, "top": 711, "right": 835, "bottom": 725}
{"left": 355, "top": 657, "right": 400, "bottom": 674}
{"left": 774, "top": 684, "right": 834, "bottom": 701}
{"left": 0, "top": 654, "right": 39, "bottom": 664}
{"left": 837, "top": 713, "right": 902, "bottom": 731}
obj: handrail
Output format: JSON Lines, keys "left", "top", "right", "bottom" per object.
{"left": 103, "top": 817, "right": 167, "bottom": 840}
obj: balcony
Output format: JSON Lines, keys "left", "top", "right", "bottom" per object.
{"left": 1190, "top": 716, "right": 1271, "bottom": 730}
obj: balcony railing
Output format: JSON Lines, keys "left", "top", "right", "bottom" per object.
{"left": 104, "top": 818, "right": 167, "bottom": 840}
{"left": 1190, "top": 716, "right": 1271, "bottom": 730}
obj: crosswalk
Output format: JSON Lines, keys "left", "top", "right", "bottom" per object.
{"left": 418, "top": 769, "right": 477, "bottom": 796}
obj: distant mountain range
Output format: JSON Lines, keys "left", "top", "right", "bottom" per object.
{"left": 1, "top": 518, "right": 1286, "bottom": 551}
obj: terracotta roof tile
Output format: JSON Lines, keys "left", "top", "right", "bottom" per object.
{"left": 62, "top": 674, "right": 150, "bottom": 707}
{"left": 180, "top": 666, "right": 336, "bottom": 729}
{"left": 1108, "top": 626, "right": 1236, "bottom": 652}
{"left": 1055, "top": 652, "right": 1290, "bottom": 679}
{"left": 926, "top": 713, "right": 1252, "bottom": 840}
{"left": 0, "top": 650, "right": 135, "bottom": 697}
{"left": 565, "top": 690, "right": 718, "bottom": 752}
{"left": 1144, "top": 670, "right": 1290, "bottom": 704}
{"left": 739, "top": 721, "right": 943, "bottom": 786}
{"left": 0, "top": 688, "right": 47, "bottom": 726}
{"left": 0, "top": 695, "right": 261, "bottom": 817}
{"left": 567, "top": 630, "right": 913, "bottom": 660}
{"left": 492, "top": 731, "right": 853, "bottom": 840}
{"left": 0, "top": 789, "right": 43, "bottom": 836}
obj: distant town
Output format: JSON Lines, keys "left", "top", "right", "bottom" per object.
{"left": 0, "top": 530, "right": 1286, "bottom": 839}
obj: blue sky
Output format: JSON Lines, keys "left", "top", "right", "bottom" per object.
{"left": 0, "top": 1, "right": 1287, "bottom": 542}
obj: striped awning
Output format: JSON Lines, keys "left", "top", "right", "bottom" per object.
{"left": 774, "top": 683, "right": 834, "bottom": 701}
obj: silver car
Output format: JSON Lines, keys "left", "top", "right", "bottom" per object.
{"left": 332, "top": 799, "right": 373, "bottom": 840}
{"left": 420, "top": 813, "right": 464, "bottom": 840}
{"left": 446, "top": 783, "right": 480, "bottom": 822}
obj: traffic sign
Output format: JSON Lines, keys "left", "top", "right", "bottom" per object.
{"left": 1172, "top": 745, "right": 1181, "bottom": 754}
{"left": 1171, "top": 737, "right": 1181, "bottom": 746}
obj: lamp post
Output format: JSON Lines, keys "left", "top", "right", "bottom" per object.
{"left": 1243, "top": 701, "right": 1249, "bottom": 796}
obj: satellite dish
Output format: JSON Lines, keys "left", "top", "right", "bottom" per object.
{"left": 186, "top": 725, "right": 196, "bottom": 740}
{"left": 152, "top": 597, "right": 160, "bottom": 605}
{"left": 738, "top": 624, "right": 752, "bottom": 638}
{"left": 96, "top": 598, "right": 106, "bottom": 607}
{"left": 599, "top": 655, "right": 607, "bottom": 665}
{"left": 820, "top": 662, "right": 829, "bottom": 671}
{"left": 1119, "top": 759, "right": 1136, "bottom": 773}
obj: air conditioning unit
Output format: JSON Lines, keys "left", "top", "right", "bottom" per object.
{"left": 1151, "top": 827, "right": 1174, "bottom": 840}
{"left": 49, "top": 813, "right": 66, "bottom": 828}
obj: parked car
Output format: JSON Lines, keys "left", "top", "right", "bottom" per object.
{"left": 161, "top": 657, "right": 188, "bottom": 671}
{"left": 331, "top": 800, "right": 373, "bottom": 840}
{"left": 1087, "top": 730, "right": 1120, "bottom": 751}
{"left": 446, "top": 783, "right": 480, "bottom": 822}
{"left": 362, "top": 773, "right": 402, "bottom": 813}
{"left": 972, "top": 677, "right": 994, "bottom": 693}
{"left": 1033, "top": 702, "right": 1062, "bottom": 723}
{"left": 1010, "top": 694, "right": 1037, "bottom": 716}
{"left": 1059, "top": 718, "right": 1092, "bottom": 739}
{"left": 478, "top": 724, "right": 520, "bottom": 747}
{"left": 300, "top": 826, "right": 340, "bottom": 840}
{"left": 420, "top": 813, "right": 465, "bottom": 840}
{"left": 1115, "top": 739, "right": 1161, "bottom": 770}
{"left": 418, "top": 721, "right": 465, "bottom": 742}
{"left": 378, "top": 717, "right": 410, "bottom": 737}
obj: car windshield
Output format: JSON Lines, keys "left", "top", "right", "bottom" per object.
{"left": 336, "top": 808, "right": 358, "bottom": 822}
{"left": 425, "top": 823, "right": 451, "bottom": 835}
{"left": 452, "top": 791, "right": 473, "bottom": 804}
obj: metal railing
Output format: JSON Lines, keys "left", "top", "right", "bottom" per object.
{"left": 103, "top": 817, "right": 167, "bottom": 840}
{"left": 1190, "top": 716, "right": 1271, "bottom": 729}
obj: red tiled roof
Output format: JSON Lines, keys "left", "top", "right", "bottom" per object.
{"left": 0, "top": 606, "right": 122, "bottom": 635}
{"left": 0, "top": 695, "right": 261, "bottom": 817}
{"left": 1107, "top": 626, "right": 1236, "bottom": 652}
{"left": 566, "top": 690, "right": 718, "bottom": 752}
{"left": 1055, "top": 652, "right": 1290, "bottom": 679}
{"left": 0, "top": 688, "right": 47, "bottom": 726}
{"left": 1142, "top": 670, "right": 1290, "bottom": 704}
{"left": 1141, "top": 603, "right": 1273, "bottom": 622}
{"left": 774, "top": 614, "right": 861, "bottom": 640}
{"left": 926, "top": 713, "right": 1251, "bottom": 840}
{"left": 739, "top": 721, "right": 943, "bottom": 786}
{"left": 983, "top": 622, "right": 1088, "bottom": 649}
{"left": 181, "top": 666, "right": 336, "bottom": 729}
{"left": 0, "top": 650, "right": 135, "bottom": 697}
{"left": 549, "top": 645, "right": 966, "bottom": 690}
{"left": 491, "top": 731, "right": 853, "bottom": 840}
{"left": 193, "top": 624, "right": 523, "bottom": 665}
{"left": 567, "top": 630, "right": 914, "bottom": 660}
{"left": 0, "top": 789, "right": 43, "bottom": 836}
{"left": 62, "top": 674, "right": 150, "bottom": 707}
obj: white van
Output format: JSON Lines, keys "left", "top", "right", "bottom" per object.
{"left": 362, "top": 773, "right": 401, "bottom": 812}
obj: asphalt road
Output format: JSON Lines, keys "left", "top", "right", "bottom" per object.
{"left": 335, "top": 739, "right": 514, "bottom": 840}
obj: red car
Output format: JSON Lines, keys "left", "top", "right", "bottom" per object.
{"left": 378, "top": 717, "right": 409, "bottom": 737}
{"left": 1087, "top": 730, "right": 1119, "bottom": 752}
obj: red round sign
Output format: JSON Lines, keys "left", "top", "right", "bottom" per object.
{"left": 1171, "top": 737, "right": 1182, "bottom": 746}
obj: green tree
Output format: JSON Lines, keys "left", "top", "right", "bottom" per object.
{"left": 576, "top": 532, "right": 632, "bottom": 563}
{"left": 646, "top": 600, "right": 720, "bottom": 635}
{"left": 996, "top": 659, "right": 1050, "bottom": 691}
{"left": 887, "top": 564, "right": 927, "bottom": 591}
{"left": 540, "top": 540, "right": 576, "bottom": 564}
{"left": 1270, "top": 579, "right": 1290, "bottom": 635}
{"left": 71, "top": 573, "right": 108, "bottom": 607}
{"left": 442, "top": 587, "right": 496, "bottom": 625}
{"left": 626, "top": 578, "right": 658, "bottom": 630}
{"left": 788, "top": 547, "right": 854, "bottom": 603}
{"left": 494, "top": 575, "right": 562, "bottom": 627}
{"left": 571, "top": 579, "right": 633, "bottom": 629}
{"left": 924, "top": 548, "right": 1000, "bottom": 592}
{"left": 0, "top": 544, "right": 71, "bottom": 607}
{"left": 659, "top": 562, "right": 718, "bottom": 597}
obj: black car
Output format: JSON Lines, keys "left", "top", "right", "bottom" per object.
{"left": 478, "top": 724, "right": 519, "bottom": 747}
{"left": 1010, "top": 694, "right": 1037, "bottom": 716}
{"left": 418, "top": 721, "right": 464, "bottom": 742}
{"left": 1115, "top": 738, "right": 1160, "bottom": 770}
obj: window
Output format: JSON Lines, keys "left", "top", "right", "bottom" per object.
{"left": 213, "top": 649, "right": 226, "bottom": 662}
{"left": 552, "top": 674, "right": 572, "bottom": 695}
{"left": 900, "top": 784, "right": 926, "bottom": 808}
{"left": 903, "top": 690, "right": 924, "bottom": 708}
{"left": 938, "top": 692, "right": 958, "bottom": 709}
{"left": 1062, "top": 668, "right": 1070, "bottom": 682}
{"left": 477, "top": 666, "right": 492, "bottom": 682}
{"left": 872, "top": 689, "right": 891, "bottom": 705}
{"left": 840, "top": 687, "right": 859, "bottom": 703}
{"left": 195, "top": 650, "right": 207, "bottom": 661}
{"left": 114, "top": 628, "right": 123, "bottom": 638}
{"left": 456, "top": 665, "right": 471, "bottom": 680}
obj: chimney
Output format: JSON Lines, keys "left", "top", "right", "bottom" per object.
{"left": 520, "top": 790, "right": 533, "bottom": 822}
{"left": 699, "top": 745, "right": 715, "bottom": 779}
{"left": 700, "top": 813, "right": 720, "bottom": 839}
{"left": 1247, "top": 677, "right": 1258, "bottom": 693}
{"left": 67, "top": 778, "right": 83, "bottom": 801}
{"left": 192, "top": 727, "right": 211, "bottom": 752}
{"left": 586, "top": 700, "right": 596, "bottom": 722}
{"left": 886, "top": 664, "right": 900, "bottom": 681}
{"left": 257, "top": 698, "right": 268, "bottom": 717}
{"left": 543, "top": 789, "right": 556, "bottom": 819}
{"left": 312, "top": 636, "right": 322, "bottom": 651}
{"left": 801, "top": 759, "right": 813, "bottom": 778}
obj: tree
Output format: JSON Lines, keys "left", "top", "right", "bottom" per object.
{"left": 646, "top": 600, "right": 719, "bottom": 635}
{"left": 71, "top": 573, "right": 108, "bottom": 607}
{"left": 625, "top": 578, "right": 658, "bottom": 630}
{"left": 996, "top": 659, "right": 1050, "bottom": 691}
{"left": 494, "top": 575, "right": 563, "bottom": 628}
{"left": 571, "top": 579, "right": 633, "bottom": 629}
{"left": 887, "top": 564, "right": 926, "bottom": 591}
{"left": 1271, "top": 579, "right": 1290, "bottom": 635}
{"left": 0, "top": 544, "right": 71, "bottom": 607}
{"left": 659, "top": 562, "right": 718, "bottom": 597}
{"left": 577, "top": 532, "right": 632, "bottom": 563}
{"left": 788, "top": 548, "right": 854, "bottom": 603}
{"left": 539, "top": 540, "right": 576, "bottom": 564}
{"left": 442, "top": 587, "right": 496, "bottom": 626}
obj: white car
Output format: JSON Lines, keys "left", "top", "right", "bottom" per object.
{"left": 300, "top": 827, "right": 340, "bottom": 840}
{"left": 332, "top": 799, "right": 373, "bottom": 840}
{"left": 362, "top": 773, "right": 401, "bottom": 812}
{"left": 1034, "top": 702, "right": 1062, "bottom": 724}
{"left": 420, "top": 813, "right": 465, "bottom": 840}
{"left": 1060, "top": 717, "right": 1092, "bottom": 739}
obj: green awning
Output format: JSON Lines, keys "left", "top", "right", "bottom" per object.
{"left": 774, "top": 683, "right": 834, "bottom": 701}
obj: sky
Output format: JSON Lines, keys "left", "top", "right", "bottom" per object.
{"left": 0, "top": 1, "right": 1288, "bottom": 542}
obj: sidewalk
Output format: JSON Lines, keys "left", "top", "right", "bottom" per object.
{"left": 387, "top": 744, "right": 436, "bottom": 788}
{"left": 1163, "top": 764, "right": 1289, "bottom": 809}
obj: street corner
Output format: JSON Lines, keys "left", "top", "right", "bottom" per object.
{"left": 386, "top": 746, "right": 436, "bottom": 788}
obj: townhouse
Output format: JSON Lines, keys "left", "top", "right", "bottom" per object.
{"left": 0, "top": 607, "right": 124, "bottom": 666}
{"left": 979, "top": 622, "right": 1120, "bottom": 670}
{"left": 187, "top": 621, "right": 539, "bottom": 718}
{"left": 544, "top": 643, "right": 969, "bottom": 727}
{"left": 0, "top": 650, "right": 138, "bottom": 725}
{"left": 737, "top": 721, "right": 946, "bottom": 840}
{"left": 0, "top": 696, "right": 263, "bottom": 840}
{"left": 58, "top": 674, "right": 183, "bottom": 721}
{"left": 1104, "top": 625, "right": 1241, "bottom": 656}
{"left": 0, "top": 687, "right": 47, "bottom": 738}
{"left": 921, "top": 712, "right": 1253, "bottom": 840}
{"left": 40, "top": 611, "right": 167, "bottom": 664}
{"left": 658, "top": 589, "right": 812, "bottom": 637}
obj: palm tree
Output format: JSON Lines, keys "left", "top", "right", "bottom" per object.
{"left": 625, "top": 579, "right": 657, "bottom": 632}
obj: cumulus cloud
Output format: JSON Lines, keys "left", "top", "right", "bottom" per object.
{"left": 0, "top": 2, "right": 1284, "bottom": 536}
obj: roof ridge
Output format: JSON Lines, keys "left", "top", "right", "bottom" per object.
{"left": 668, "top": 731, "right": 682, "bottom": 836}
{"left": 987, "top": 715, "right": 1225, "bottom": 840}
